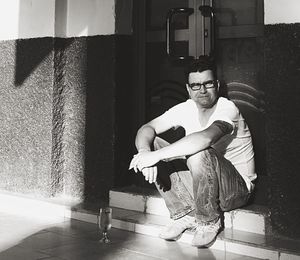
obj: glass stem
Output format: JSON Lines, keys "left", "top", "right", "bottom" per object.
{"left": 102, "top": 231, "right": 109, "bottom": 243}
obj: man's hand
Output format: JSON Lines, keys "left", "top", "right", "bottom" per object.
{"left": 141, "top": 166, "right": 158, "bottom": 184}
{"left": 129, "top": 150, "right": 160, "bottom": 173}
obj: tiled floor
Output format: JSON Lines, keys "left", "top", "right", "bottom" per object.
{"left": 0, "top": 211, "right": 263, "bottom": 260}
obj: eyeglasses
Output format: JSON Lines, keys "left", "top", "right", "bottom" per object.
{"left": 188, "top": 80, "right": 218, "bottom": 91}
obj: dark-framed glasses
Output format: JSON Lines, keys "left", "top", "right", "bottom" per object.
{"left": 188, "top": 80, "right": 218, "bottom": 91}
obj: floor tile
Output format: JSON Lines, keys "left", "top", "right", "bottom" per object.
{"left": 37, "top": 257, "right": 64, "bottom": 260}
{"left": 39, "top": 240, "right": 109, "bottom": 260}
{"left": 17, "top": 231, "right": 79, "bottom": 251}
{"left": 0, "top": 212, "right": 65, "bottom": 252}
{"left": 85, "top": 248, "right": 167, "bottom": 260}
{"left": 0, "top": 211, "right": 285, "bottom": 260}
{"left": 39, "top": 228, "right": 138, "bottom": 259}
{"left": 41, "top": 242, "right": 165, "bottom": 260}
{"left": 44, "top": 219, "right": 97, "bottom": 238}
{"left": 0, "top": 245, "right": 50, "bottom": 260}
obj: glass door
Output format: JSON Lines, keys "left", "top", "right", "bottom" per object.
{"left": 132, "top": 0, "right": 267, "bottom": 205}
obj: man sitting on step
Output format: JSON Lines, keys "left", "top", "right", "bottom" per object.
{"left": 129, "top": 56, "right": 256, "bottom": 248}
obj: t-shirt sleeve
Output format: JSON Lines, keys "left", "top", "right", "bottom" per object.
{"left": 210, "top": 99, "right": 239, "bottom": 134}
{"left": 158, "top": 101, "right": 188, "bottom": 129}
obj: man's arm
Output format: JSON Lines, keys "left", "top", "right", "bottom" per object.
{"left": 130, "top": 115, "right": 175, "bottom": 182}
{"left": 135, "top": 115, "right": 175, "bottom": 152}
{"left": 135, "top": 125, "right": 156, "bottom": 152}
{"left": 155, "top": 120, "right": 232, "bottom": 160}
{"left": 131, "top": 120, "right": 233, "bottom": 171}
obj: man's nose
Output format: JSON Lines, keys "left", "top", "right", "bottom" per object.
{"left": 199, "top": 85, "right": 207, "bottom": 93}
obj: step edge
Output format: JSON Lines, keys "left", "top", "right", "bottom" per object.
{"left": 111, "top": 214, "right": 300, "bottom": 258}
{"left": 109, "top": 190, "right": 270, "bottom": 216}
{"left": 110, "top": 191, "right": 268, "bottom": 235}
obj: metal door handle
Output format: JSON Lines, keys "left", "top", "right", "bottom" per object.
{"left": 166, "top": 7, "right": 194, "bottom": 60}
{"left": 199, "top": 5, "right": 215, "bottom": 56}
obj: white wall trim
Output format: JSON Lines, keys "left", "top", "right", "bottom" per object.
{"left": 265, "top": 0, "right": 300, "bottom": 25}
{"left": 0, "top": 0, "right": 55, "bottom": 41}
{"left": 0, "top": 0, "right": 116, "bottom": 41}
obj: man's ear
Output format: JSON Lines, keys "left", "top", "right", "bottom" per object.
{"left": 186, "top": 84, "right": 191, "bottom": 98}
{"left": 216, "top": 80, "right": 220, "bottom": 91}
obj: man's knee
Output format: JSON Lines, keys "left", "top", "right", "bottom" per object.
{"left": 186, "top": 148, "right": 217, "bottom": 173}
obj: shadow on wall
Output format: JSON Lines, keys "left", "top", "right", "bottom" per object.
{"left": 14, "top": 38, "right": 53, "bottom": 87}
{"left": 16, "top": 0, "right": 103, "bottom": 85}
{"left": 221, "top": 80, "right": 266, "bottom": 176}
{"left": 15, "top": 0, "right": 67, "bottom": 86}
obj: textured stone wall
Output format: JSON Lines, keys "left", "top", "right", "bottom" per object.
{"left": 0, "top": 38, "right": 54, "bottom": 197}
{"left": 264, "top": 23, "right": 300, "bottom": 238}
{"left": 0, "top": 35, "right": 133, "bottom": 205}
{"left": 52, "top": 37, "right": 88, "bottom": 199}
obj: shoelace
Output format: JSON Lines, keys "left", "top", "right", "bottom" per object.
{"left": 196, "top": 220, "right": 220, "bottom": 233}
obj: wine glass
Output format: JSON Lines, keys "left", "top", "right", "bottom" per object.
{"left": 97, "top": 207, "right": 112, "bottom": 243}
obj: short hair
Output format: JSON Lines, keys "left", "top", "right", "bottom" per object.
{"left": 185, "top": 55, "right": 216, "bottom": 82}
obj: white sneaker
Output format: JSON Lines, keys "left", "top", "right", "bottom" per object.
{"left": 192, "top": 218, "right": 221, "bottom": 247}
{"left": 159, "top": 215, "right": 197, "bottom": 241}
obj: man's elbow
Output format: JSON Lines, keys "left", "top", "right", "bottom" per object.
{"left": 137, "top": 124, "right": 156, "bottom": 135}
{"left": 136, "top": 125, "right": 158, "bottom": 143}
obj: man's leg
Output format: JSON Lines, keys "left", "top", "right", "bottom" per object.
{"left": 155, "top": 159, "right": 195, "bottom": 218}
{"left": 187, "top": 148, "right": 250, "bottom": 247}
{"left": 153, "top": 137, "right": 197, "bottom": 240}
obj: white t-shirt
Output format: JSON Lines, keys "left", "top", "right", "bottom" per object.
{"left": 159, "top": 97, "right": 257, "bottom": 191}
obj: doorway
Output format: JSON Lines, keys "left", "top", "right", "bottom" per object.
{"left": 132, "top": 0, "right": 267, "bottom": 205}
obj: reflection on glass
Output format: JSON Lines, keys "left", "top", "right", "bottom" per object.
{"left": 97, "top": 207, "right": 112, "bottom": 243}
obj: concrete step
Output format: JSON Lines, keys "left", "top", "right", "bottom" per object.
{"left": 109, "top": 187, "right": 271, "bottom": 235}
{"left": 0, "top": 190, "right": 299, "bottom": 259}
{"left": 110, "top": 206, "right": 300, "bottom": 260}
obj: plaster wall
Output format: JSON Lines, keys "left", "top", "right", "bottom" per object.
{"left": 58, "top": 0, "right": 115, "bottom": 37}
{"left": 0, "top": 0, "right": 55, "bottom": 40}
{"left": 0, "top": 0, "right": 117, "bottom": 41}
{"left": 265, "top": 0, "right": 300, "bottom": 24}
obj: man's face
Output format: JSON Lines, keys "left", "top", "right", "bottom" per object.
{"left": 186, "top": 70, "right": 218, "bottom": 109}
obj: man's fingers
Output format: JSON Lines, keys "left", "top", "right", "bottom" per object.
{"left": 142, "top": 168, "right": 149, "bottom": 181}
{"left": 129, "top": 161, "right": 138, "bottom": 172}
{"left": 129, "top": 154, "right": 140, "bottom": 171}
{"left": 141, "top": 167, "right": 156, "bottom": 183}
{"left": 153, "top": 166, "right": 157, "bottom": 183}
{"left": 148, "top": 168, "right": 153, "bottom": 183}
{"left": 142, "top": 168, "right": 148, "bottom": 177}
{"left": 145, "top": 169, "right": 149, "bottom": 181}
{"left": 128, "top": 158, "right": 134, "bottom": 170}
{"left": 146, "top": 166, "right": 157, "bottom": 184}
